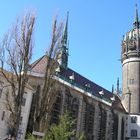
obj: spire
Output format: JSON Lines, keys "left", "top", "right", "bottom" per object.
{"left": 117, "top": 77, "right": 119, "bottom": 94}
{"left": 133, "top": 4, "right": 139, "bottom": 28}
{"left": 58, "top": 12, "right": 69, "bottom": 69}
{"left": 61, "top": 11, "right": 69, "bottom": 45}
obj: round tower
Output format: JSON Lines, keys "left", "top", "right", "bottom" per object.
{"left": 121, "top": 5, "right": 140, "bottom": 113}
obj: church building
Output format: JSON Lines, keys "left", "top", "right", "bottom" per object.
{"left": 0, "top": 4, "right": 140, "bottom": 140}
{"left": 27, "top": 12, "right": 126, "bottom": 140}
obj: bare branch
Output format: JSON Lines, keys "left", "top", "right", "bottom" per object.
{"left": 0, "top": 11, "right": 35, "bottom": 139}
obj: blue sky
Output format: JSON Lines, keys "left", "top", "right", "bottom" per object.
{"left": 0, "top": 0, "right": 139, "bottom": 91}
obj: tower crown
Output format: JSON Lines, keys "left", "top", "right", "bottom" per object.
{"left": 121, "top": 5, "right": 140, "bottom": 61}
{"left": 121, "top": 5, "right": 140, "bottom": 113}
{"left": 123, "top": 28, "right": 140, "bottom": 43}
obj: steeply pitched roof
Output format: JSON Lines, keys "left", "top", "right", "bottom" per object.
{"left": 29, "top": 55, "right": 48, "bottom": 74}
{"left": 59, "top": 67, "right": 112, "bottom": 99}
{"left": 29, "top": 56, "right": 122, "bottom": 107}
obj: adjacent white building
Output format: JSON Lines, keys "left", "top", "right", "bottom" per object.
{"left": 0, "top": 75, "right": 33, "bottom": 140}
{"left": 125, "top": 114, "right": 140, "bottom": 139}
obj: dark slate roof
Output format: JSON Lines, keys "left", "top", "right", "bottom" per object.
{"left": 29, "top": 56, "right": 116, "bottom": 104}
{"left": 59, "top": 66, "right": 112, "bottom": 99}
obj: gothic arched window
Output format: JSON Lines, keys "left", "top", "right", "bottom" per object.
{"left": 112, "top": 112, "right": 118, "bottom": 140}
{"left": 98, "top": 105, "right": 107, "bottom": 140}
{"left": 50, "top": 92, "right": 62, "bottom": 125}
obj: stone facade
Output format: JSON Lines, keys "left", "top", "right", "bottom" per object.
{"left": 26, "top": 59, "right": 126, "bottom": 140}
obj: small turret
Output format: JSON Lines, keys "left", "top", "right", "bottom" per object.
{"left": 117, "top": 78, "right": 119, "bottom": 94}
{"left": 112, "top": 84, "right": 114, "bottom": 93}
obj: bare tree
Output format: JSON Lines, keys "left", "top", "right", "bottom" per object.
{"left": 31, "top": 17, "right": 63, "bottom": 133}
{"left": 0, "top": 12, "right": 35, "bottom": 139}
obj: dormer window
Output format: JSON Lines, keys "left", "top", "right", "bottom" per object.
{"left": 99, "top": 90, "right": 104, "bottom": 96}
{"left": 85, "top": 83, "right": 91, "bottom": 91}
{"left": 69, "top": 73, "right": 75, "bottom": 81}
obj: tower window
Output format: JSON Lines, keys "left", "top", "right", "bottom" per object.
{"left": 129, "top": 79, "right": 134, "bottom": 85}
{"left": 131, "top": 116, "right": 137, "bottom": 123}
{"left": 131, "top": 129, "right": 137, "bottom": 137}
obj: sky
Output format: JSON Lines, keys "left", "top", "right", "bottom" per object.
{"left": 0, "top": 0, "right": 139, "bottom": 91}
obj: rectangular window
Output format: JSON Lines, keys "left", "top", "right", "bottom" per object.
{"left": 0, "top": 88, "right": 2, "bottom": 98}
{"left": 1, "top": 111, "right": 5, "bottom": 121}
{"left": 131, "top": 116, "right": 137, "bottom": 123}
{"left": 129, "top": 79, "right": 134, "bottom": 85}
{"left": 21, "top": 97, "right": 26, "bottom": 106}
{"left": 131, "top": 129, "right": 137, "bottom": 137}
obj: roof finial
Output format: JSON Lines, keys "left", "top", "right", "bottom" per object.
{"left": 134, "top": 4, "right": 139, "bottom": 28}
{"left": 112, "top": 84, "right": 114, "bottom": 93}
{"left": 117, "top": 77, "right": 119, "bottom": 94}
